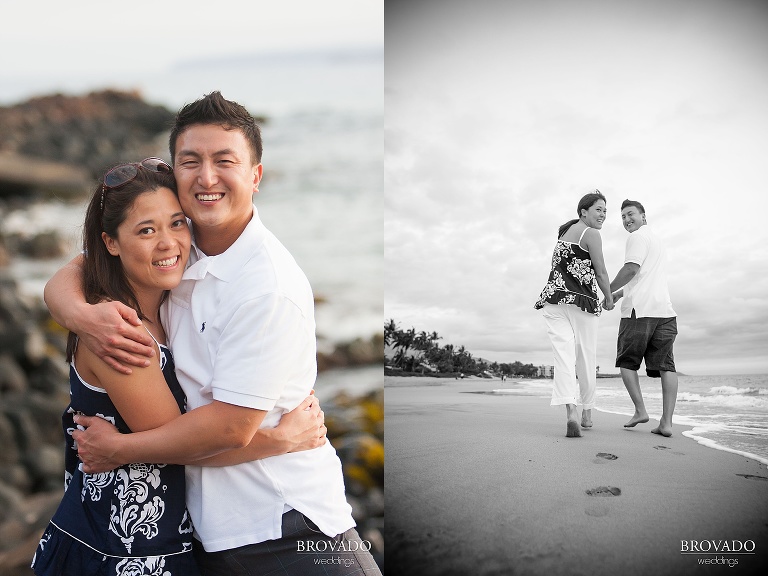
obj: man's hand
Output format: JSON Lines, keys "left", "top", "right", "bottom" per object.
{"left": 78, "top": 301, "right": 155, "bottom": 374}
{"left": 72, "top": 414, "right": 124, "bottom": 474}
{"left": 602, "top": 291, "right": 622, "bottom": 310}
{"left": 45, "top": 256, "right": 153, "bottom": 374}
{"left": 276, "top": 393, "right": 327, "bottom": 452}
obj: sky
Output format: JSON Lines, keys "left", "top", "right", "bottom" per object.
{"left": 385, "top": 0, "right": 768, "bottom": 375}
{"left": 0, "top": 0, "right": 383, "bottom": 104}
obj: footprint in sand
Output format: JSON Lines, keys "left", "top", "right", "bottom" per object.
{"left": 592, "top": 452, "right": 618, "bottom": 464}
{"left": 586, "top": 486, "right": 621, "bottom": 497}
{"left": 654, "top": 445, "right": 685, "bottom": 455}
{"left": 585, "top": 504, "right": 610, "bottom": 517}
{"left": 736, "top": 474, "right": 768, "bottom": 481}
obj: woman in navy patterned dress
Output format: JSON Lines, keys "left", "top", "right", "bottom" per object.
{"left": 32, "top": 160, "right": 201, "bottom": 575}
{"left": 534, "top": 191, "right": 614, "bottom": 438}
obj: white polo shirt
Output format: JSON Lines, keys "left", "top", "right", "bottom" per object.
{"left": 162, "top": 205, "right": 354, "bottom": 552}
{"left": 621, "top": 224, "right": 676, "bottom": 319}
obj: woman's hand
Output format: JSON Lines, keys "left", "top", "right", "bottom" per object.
{"left": 602, "top": 290, "right": 621, "bottom": 311}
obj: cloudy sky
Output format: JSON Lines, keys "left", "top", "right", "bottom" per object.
{"left": 385, "top": 0, "right": 768, "bottom": 375}
{"left": 0, "top": 0, "right": 382, "bottom": 103}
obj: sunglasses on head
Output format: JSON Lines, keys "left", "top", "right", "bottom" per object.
{"left": 101, "top": 157, "right": 172, "bottom": 209}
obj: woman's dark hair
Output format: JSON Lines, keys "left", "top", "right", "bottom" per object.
{"left": 65, "top": 167, "right": 178, "bottom": 361}
{"left": 557, "top": 190, "right": 607, "bottom": 238}
{"left": 169, "top": 91, "right": 263, "bottom": 164}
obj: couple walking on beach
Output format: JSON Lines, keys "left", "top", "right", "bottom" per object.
{"left": 535, "top": 191, "right": 678, "bottom": 439}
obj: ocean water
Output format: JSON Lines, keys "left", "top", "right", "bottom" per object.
{"left": 499, "top": 374, "right": 768, "bottom": 465}
{"left": 1, "top": 52, "right": 383, "bottom": 392}
{"left": 596, "top": 374, "right": 768, "bottom": 466}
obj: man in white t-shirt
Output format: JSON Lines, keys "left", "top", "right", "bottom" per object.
{"left": 45, "top": 92, "right": 381, "bottom": 575}
{"left": 605, "top": 199, "right": 678, "bottom": 437}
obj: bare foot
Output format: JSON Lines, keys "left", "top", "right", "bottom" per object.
{"left": 581, "top": 409, "right": 593, "bottom": 428}
{"left": 624, "top": 412, "right": 649, "bottom": 428}
{"left": 651, "top": 423, "right": 672, "bottom": 437}
{"left": 566, "top": 420, "right": 582, "bottom": 438}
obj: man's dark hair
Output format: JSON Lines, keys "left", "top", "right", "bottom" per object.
{"left": 621, "top": 199, "right": 645, "bottom": 214}
{"left": 169, "top": 91, "right": 263, "bottom": 164}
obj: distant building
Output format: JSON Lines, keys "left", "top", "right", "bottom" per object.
{"left": 418, "top": 361, "right": 438, "bottom": 373}
{"left": 538, "top": 365, "right": 554, "bottom": 378}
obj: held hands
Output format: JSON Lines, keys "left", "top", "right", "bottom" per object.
{"left": 277, "top": 392, "right": 327, "bottom": 452}
{"left": 601, "top": 291, "right": 622, "bottom": 311}
{"left": 80, "top": 301, "right": 156, "bottom": 374}
{"left": 72, "top": 414, "right": 123, "bottom": 474}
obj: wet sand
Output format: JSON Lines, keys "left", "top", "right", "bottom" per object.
{"left": 385, "top": 376, "right": 768, "bottom": 575}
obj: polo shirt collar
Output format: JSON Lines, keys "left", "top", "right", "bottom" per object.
{"left": 183, "top": 204, "right": 266, "bottom": 282}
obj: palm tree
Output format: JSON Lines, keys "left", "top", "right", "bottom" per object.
{"left": 392, "top": 327, "right": 416, "bottom": 368}
{"left": 427, "top": 331, "right": 442, "bottom": 357}
{"left": 435, "top": 343, "right": 454, "bottom": 373}
{"left": 384, "top": 319, "right": 398, "bottom": 347}
{"left": 414, "top": 331, "right": 428, "bottom": 353}
{"left": 455, "top": 345, "right": 474, "bottom": 373}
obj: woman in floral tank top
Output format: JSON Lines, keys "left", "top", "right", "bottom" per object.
{"left": 534, "top": 191, "right": 614, "bottom": 438}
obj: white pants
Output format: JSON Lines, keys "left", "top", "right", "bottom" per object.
{"left": 541, "top": 304, "right": 598, "bottom": 409}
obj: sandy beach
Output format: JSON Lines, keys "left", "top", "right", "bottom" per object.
{"left": 385, "top": 376, "right": 768, "bottom": 575}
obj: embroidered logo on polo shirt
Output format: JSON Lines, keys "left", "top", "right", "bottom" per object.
{"left": 200, "top": 322, "right": 206, "bottom": 333}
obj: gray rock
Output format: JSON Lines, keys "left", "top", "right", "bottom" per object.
{"left": 23, "top": 327, "right": 47, "bottom": 365}
{"left": 0, "top": 152, "right": 90, "bottom": 199}
{"left": 25, "top": 445, "right": 65, "bottom": 491}
{"left": 0, "top": 414, "right": 20, "bottom": 464}
{"left": 15, "top": 229, "right": 69, "bottom": 259}
{"left": 0, "top": 463, "right": 33, "bottom": 494}
{"left": 0, "top": 90, "right": 176, "bottom": 182}
{"left": 0, "top": 354, "right": 28, "bottom": 394}
{"left": 0, "top": 482, "right": 23, "bottom": 524}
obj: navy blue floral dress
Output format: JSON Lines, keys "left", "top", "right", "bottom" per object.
{"left": 32, "top": 340, "right": 200, "bottom": 576}
{"left": 534, "top": 238, "right": 602, "bottom": 316}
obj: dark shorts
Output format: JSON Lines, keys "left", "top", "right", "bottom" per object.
{"left": 616, "top": 311, "right": 677, "bottom": 377}
{"left": 192, "top": 509, "right": 381, "bottom": 576}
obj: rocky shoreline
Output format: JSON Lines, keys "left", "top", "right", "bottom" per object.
{"left": 0, "top": 90, "right": 174, "bottom": 194}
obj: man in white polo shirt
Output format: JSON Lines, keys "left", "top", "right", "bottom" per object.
{"left": 45, "top": 92, "right": 380, "bottom": 575}
{"left": 604, "top": 199, "right": 678, "bottom": 437}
